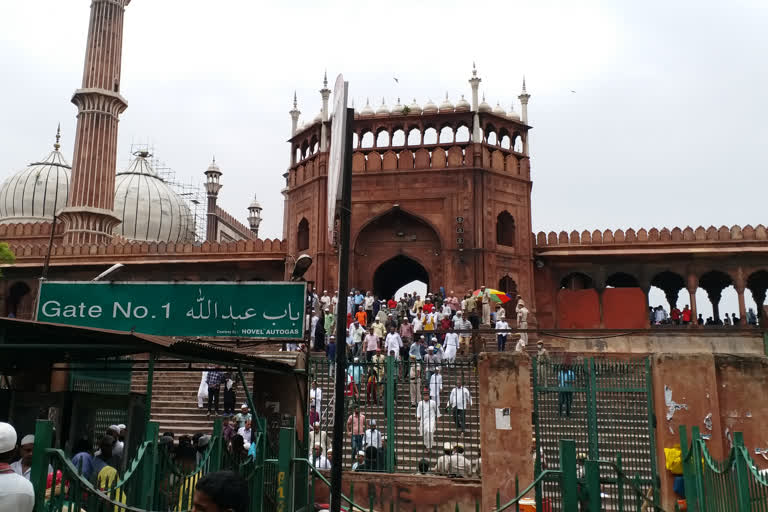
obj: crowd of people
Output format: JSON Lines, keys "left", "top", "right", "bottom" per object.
{"left": 650, "top": 305, "right": 759, "bottom": 326}
{"left": 0, "top": 413, "right": 256, "bottom": 511}
{"left": 302, "top": 286, "right": 531, "bottom": 357}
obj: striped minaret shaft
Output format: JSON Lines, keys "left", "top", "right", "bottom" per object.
{"left": 60, "top": 0, "right": 131, "bottom": 245}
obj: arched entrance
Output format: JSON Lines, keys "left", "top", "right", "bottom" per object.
{"left": 373, "top": 255, "right": 429, "bottom": 300}
{"left": 354, "top": 207, "right": 442, "bottom": 297}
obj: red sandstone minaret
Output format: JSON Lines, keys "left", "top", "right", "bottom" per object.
{"left": 59, "top": 0, "right": 131, "bottom": 245}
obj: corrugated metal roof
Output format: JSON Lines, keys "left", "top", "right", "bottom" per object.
{"left": 0, "top": 317, "right": 295, "bottom": 373}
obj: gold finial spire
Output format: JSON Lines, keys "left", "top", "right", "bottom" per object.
{"left": 54, "top": 123, "right": 61, "bottom": 151}
{"left": 323, "top": 70, "right": 328, "bottom": 88}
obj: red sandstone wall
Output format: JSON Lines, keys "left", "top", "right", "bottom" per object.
{"left": 651, "top": 353, "right": 725, "bottom": 510}
{"left": 602, "top": 287, "right": 649, "bottom": 328}
{"left": 312, "top": 472, "right": 481, "bottom": 512}
{"left": 533, "top": 267, "right": 555, "bottom": 329}
{"left": 714, "top": 355, "right": 768, "bottom": 471}
{"left": 556, "top": 289, "right": 600, "bottom": 328}
{"left": 477, "top": 352, "right": 533, "bottom": 511}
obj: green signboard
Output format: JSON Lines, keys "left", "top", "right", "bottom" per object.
{"left": 36, "top": 281, "right": 307, "bottom": 339}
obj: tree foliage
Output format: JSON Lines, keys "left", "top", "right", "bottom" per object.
{"left": 0, "top": 242, "right": 15, "bottom": 278}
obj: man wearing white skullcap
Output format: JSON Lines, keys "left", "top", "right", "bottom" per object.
{"left": 0, "top": 422, "right": 34, "bottom": 511}
{"left": 10, "top": 434, "right": 35, "bottom": 480}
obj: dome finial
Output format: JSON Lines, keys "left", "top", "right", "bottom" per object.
{"left": 54, "top": 123, "right": 61, "bottom": 151}
{"left": 323, "top": 70, "right": 328, "bottom": 88}
{"left": 472, "top": 61, "right": 477, "bottom": 77}
{"left": 293, "top": 91, "right": 298, "bottom": 109}
{"left": 522, "top": 76, "right": 527, "bottom": 93}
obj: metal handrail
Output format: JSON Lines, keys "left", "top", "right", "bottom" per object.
{"left": 496, "top": 470, "right": 558, "bottom": 512}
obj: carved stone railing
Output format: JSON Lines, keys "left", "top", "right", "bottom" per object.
{"left": 534, "top": 224, "right": 768, "bottom": 248}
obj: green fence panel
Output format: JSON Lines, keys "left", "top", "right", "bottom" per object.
{"left": 533, "top": 355, "right": 659, "bottom": 509}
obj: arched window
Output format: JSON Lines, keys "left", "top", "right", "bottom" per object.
{"left": 392, "top": 129, "right": 405, "bottom": 146}
{"left": 361, "top": 132, "right": 374, "bottom": 149}
{"left": 455, "top": 125, "right": 470, "bottom": 143}
{"left": 376, "top": 130, "right": 390, "bottom": 147}
{"left": 496, "top": 211, "right": 515, "bottom": 246}
{"left": 297, "top": 218, "right": 310, "bottom": 252}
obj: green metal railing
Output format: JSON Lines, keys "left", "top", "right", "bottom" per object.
{"left": 533, "top": 355, "right": 659, "bottom": 509}
{"left": 679, "top": 426, "right": 768, "bottom": 511}
{"left": 31, "top": 411, "right": 273, "bottom": 512}
{"left": 309, "top": 356, "right": 479, "bottom": 474}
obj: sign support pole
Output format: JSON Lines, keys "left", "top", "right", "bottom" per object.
{"left": 330, "top": 107, "right": 354, "bottom": 512}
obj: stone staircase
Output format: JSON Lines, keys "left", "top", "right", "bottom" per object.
{"left": 131, "top": 363, "right": 254, "bottom": 437}
{"left": 309, "top": 356, "right": 481, "bottom": 473}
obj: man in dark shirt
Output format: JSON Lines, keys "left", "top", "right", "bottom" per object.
{"left": 206, "top": 367, "right": 224, "bottom": 416}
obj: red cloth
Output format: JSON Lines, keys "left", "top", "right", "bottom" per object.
{"left": 423, "top": 303, "right": 434, "bottom": 314}
{"left": 670, "top": 308, "right": 681, "bottom": 320}
{"left": 387, "top": 299, "right": 397, "bottom": 309}
{"left": 346, "top": 313, "right": 353, "bottom": 328}
{"left": 681, "top": 308, "right": 692, "bottom": 322}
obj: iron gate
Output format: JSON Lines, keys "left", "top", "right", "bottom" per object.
{"left": 533, "top": 355, "right": 659, "bottom": 510}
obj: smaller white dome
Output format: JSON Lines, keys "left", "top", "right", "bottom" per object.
{"left": 391, "top": 98, "right": 405, "bottom": 115}
{"left": 0, "top": 140, "right": 70, "bottom": 224}
{"left": 422, "top": 99, "right": 438, "bottom": 113}
{"left": 249, "top": 195, "right": 262, "bottom": 211}
{"left": 493, "top": 102, "right": 506, "bottom": 115}
{"left": 113, "top": 152, "right": 195, "bottom": 243}
{"left": 507, "top": 105, "right": 521, "bottom": 121}
{"left": 314, "top": 111, "right": 323, "bottom": 123}
{"left": 478, "top": 94, "right": 492, "bottom": 113}
{"left": 408, "top": 99, "right": 422, "bottom": 115}
{"left": 455, "top": 95, "right": 471, "bottom": 112}
{"left": 375, "top": 98, "right": 390, "bottom": 116}
{"left": 439, "top": 92, "right": 454, "bottom": 112}
{"left": 360, "top": 98, "right": 375, "bottom": 117}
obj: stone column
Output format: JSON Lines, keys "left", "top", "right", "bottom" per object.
{"left": 688, "top": 287, "right": 698, "bottom": 325}
{"left": 708, "top": 290, "right": 722, "bottom": 322}
{"left": 736, "top": 286, "right": 747, "bottom": 325}
{"left": 687, "top": 273, "right": 699, "bottom": 325}
{"left": 477, "top": 352, "right": 532, "bottom": 511}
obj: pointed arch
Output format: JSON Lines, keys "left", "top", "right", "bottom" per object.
{"left": 496, "top": 211, "right": 515, "bottom": 246}
{"left": 297, "top": 217, "right": 309, "bottom": 252}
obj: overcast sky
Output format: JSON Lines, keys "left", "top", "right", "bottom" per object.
{"left": 1, "top": 0, "right": 766, "bottom": 316}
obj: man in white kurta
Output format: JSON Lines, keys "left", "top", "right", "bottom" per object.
{"left": 384, "top": 328, "right": 402, "bottom": 360}
{"left": 416, "top": 390, "right": 440, "bottom": 452}
{"left": 429, "top": 368, "right": 443, "bottom": 409}
{"left": 310, "top": 380, "right": 322, "bottom": 420}
{"left": 443, "top": 328, "right": 459, "bottom": 363}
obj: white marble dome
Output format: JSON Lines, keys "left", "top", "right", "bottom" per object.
{"left": 408, "top": 99, "right": 422, "bottom": 115}
{"left": 360, "top": 98, "right": 375, "bottom": 117}
{"left": 455, "top": 95, "right": 471, "bottom": 112}
{"left": 439, "top": 93, "right": 454, "bottom": 112}
{"left": 422, "top": 99, "right": 438, "bottom": 114}
{"left": 0, "top": 139, "right": 70, "bottom": 224}
{"left": 113, "top": 152, "right": 195, "bottom": 243}
{"left": 478, "top": 95, "right": 492, "bottom": 113}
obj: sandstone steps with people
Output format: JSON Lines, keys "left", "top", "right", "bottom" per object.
{"left": 132, "top": 363, "right": 255, "bottom": 437}
{"left": 310, "top": 356, "right": 482, "bottom": 474}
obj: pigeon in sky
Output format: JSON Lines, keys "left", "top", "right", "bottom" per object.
{"left": 393, "top": 77, "right": 400, "bottom": 83}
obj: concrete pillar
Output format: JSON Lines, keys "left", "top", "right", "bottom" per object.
{"left": 477, "top": 352, "right": 532, "bottom": 510}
